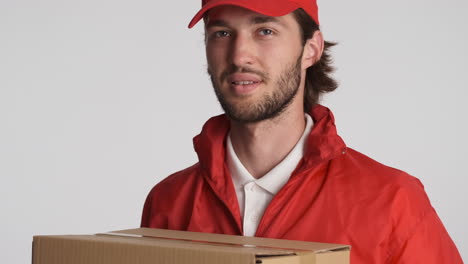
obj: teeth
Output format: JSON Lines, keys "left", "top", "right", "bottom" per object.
{"left": 234, "top": 81, "right": 255, "bottom": 85}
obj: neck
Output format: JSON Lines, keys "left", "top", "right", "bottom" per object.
{"left": 229, "top": 106, "right": 306, "bottom": 179}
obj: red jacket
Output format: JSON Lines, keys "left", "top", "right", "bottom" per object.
{"left": 141, "top": 105, "right": 462, "bottom": 263}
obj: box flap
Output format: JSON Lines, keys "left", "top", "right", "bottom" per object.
{"left": 108, "top": 228, "right": 350, "bottom": 253}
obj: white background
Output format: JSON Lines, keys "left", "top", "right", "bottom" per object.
{"left": 1, "top": 0, "right": 467, "bottom": 263}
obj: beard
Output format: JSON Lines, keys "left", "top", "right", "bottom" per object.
{"left": 208, "top": 55, "right": 302, "bottom": 123}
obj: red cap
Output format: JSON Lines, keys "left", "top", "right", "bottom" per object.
{"left": 188, "top": 0, "right": 319, "bottom": 28}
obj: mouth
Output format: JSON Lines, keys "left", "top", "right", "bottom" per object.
{"left": 227, "top": 73, "right": 263, "bottom": 95}
{"left": 232, "top": 81, "right": 259, "bottom": 85}
{"left": 230, "top": 80, "right": 262, "bottom": 95}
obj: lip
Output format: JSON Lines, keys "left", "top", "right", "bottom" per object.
{"left": 227, "top": 73, "right": 263, "bottom": 95}
{"left": 228, "top": 73, "right": 262, "bottom": 83}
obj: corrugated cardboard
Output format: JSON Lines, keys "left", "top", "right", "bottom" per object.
{"left": 32, "top": 227, "right": 350, "bottom": 264}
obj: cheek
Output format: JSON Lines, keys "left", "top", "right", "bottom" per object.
{"left": 259, "top": 49, "right": 295, "bottom": 76}
{"left": 259, "top": 40, "right": 300, "bottom": 64}
{"left": 206, "top": 46, "right": 226, "bottom": 73}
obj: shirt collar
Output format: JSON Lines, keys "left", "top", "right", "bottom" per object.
{"left": 227, "top": 113, "right": 314, "bottom": 195}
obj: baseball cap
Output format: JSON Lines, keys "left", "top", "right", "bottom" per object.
{"left": 188, "top": 0, "right": 319, "bottom": 28}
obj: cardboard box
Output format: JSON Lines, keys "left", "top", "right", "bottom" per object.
{"left": 32, "top": 227, "right": 350, "bottom": 264}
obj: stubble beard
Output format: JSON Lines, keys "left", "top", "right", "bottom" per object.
{"left": 208, "top": 55, "right": 302, "bottom": 123}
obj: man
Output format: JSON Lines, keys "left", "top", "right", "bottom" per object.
{"left": 141, "top": 0, "right": 463, "bottom": 263}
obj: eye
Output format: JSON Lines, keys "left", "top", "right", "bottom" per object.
{"left": 259, "top": 28, "right": 274, "bottom": 36}
{"left": 214, "top": 30, "right": 230, "bottom": 38}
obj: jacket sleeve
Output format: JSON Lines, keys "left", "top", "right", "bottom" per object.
{"left": 388, "top": 209, "right": 463, "bottom": 263}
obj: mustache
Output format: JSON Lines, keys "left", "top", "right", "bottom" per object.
{"left": 217, "top": 65, "right": 269, "bottom": 83}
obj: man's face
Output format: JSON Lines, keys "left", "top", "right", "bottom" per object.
{"left": 205, "top": 6, "right": 306, "bottom": 123}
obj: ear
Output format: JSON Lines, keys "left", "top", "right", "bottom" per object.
{"left": 301, "top": 30, "right": 324, "bottom": 70}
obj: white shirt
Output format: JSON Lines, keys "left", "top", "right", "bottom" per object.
{"left": 226, "top": 114, "right": 313, "bottom": 236}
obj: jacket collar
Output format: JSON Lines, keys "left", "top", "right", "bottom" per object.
{"left": 193, "top": 104, "right": 346, "bottom": 182}
{"left": 303, "top": 104, "right": 347, "bottom": 167}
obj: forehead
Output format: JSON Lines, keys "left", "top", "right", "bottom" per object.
{"left": 205, "top": 5, "right": 298, "bottom": 29}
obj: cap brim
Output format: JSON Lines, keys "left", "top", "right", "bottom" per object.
{"left": 188, "top": 0, "right": 301, "bottom": 28}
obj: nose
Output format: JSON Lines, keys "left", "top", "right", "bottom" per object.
{"left": 230, "top": 33, "right": 255, "bottom": 67}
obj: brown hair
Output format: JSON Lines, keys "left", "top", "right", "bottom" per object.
{"left": 292, "top": 9, "right": 338, "bottom": 110}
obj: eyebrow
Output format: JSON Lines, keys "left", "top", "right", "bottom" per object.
{"left": 205, "top": 20, "right": 229, "bottom": 29}
{"left": 251, "top": 16, "right": 282, "bottom": 25}
{"left": 206, "top": 16, "right": 285, "bottom": 29}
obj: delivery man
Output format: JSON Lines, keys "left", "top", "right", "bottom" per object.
{"left": 141, "top": 0, "right": 463, "bottom": 262}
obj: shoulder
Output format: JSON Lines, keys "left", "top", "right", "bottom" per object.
{"left": 147, "top": 163, "right": 203, "bottom": 199}
{"left": 316, "top": 148, "right": 462, "bottom": 262}
{"left": 141, "top": 163, "right": 204, "bottom": 227}
{"left": 329, "top": 147, "right": 433, "bottom": 227}
{"left": 333, "top": 147, "right": 425, "bottom": 191}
